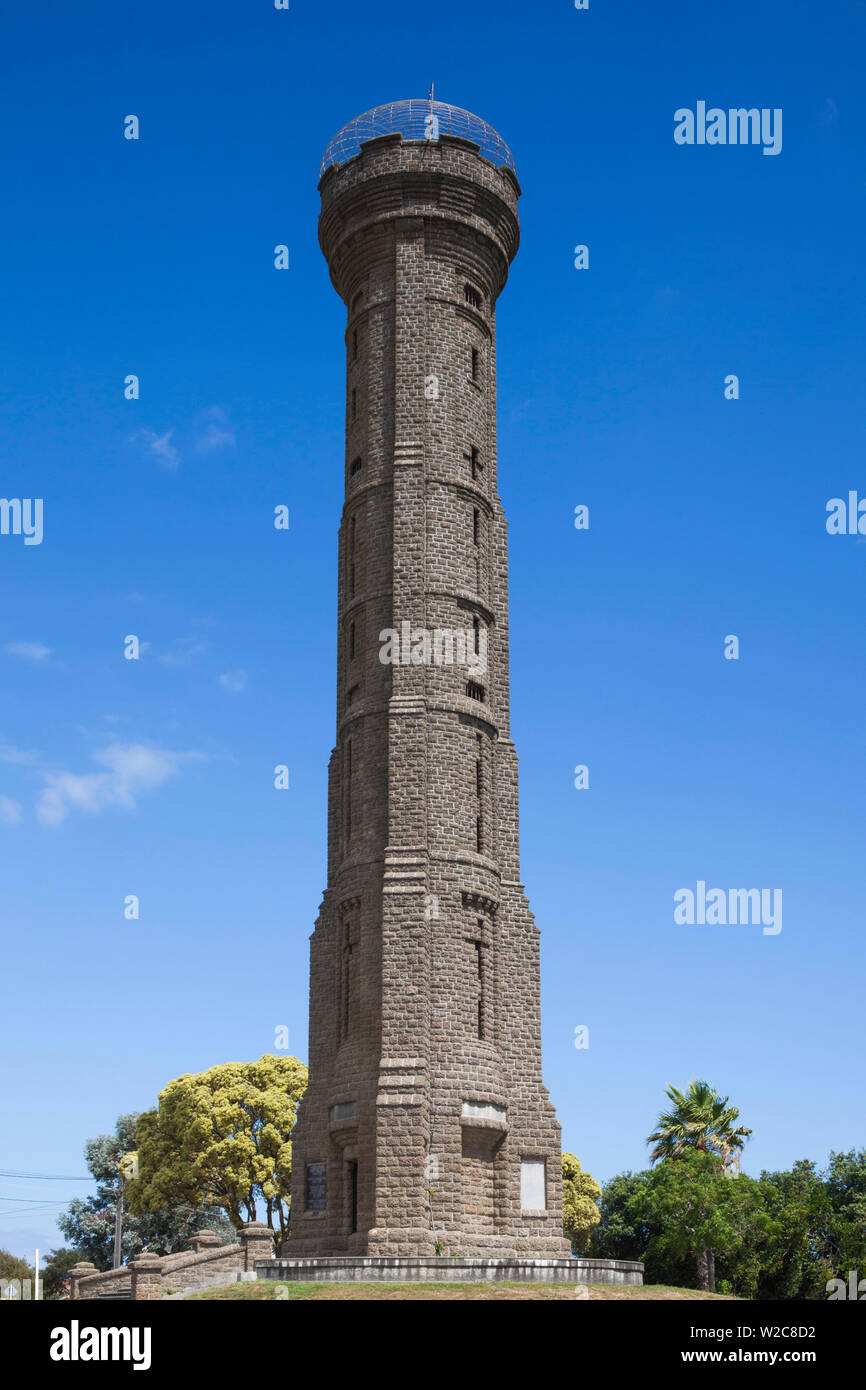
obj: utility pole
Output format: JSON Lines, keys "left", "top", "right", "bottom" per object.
{"left": 114, "top": 1151, "right": 137, "bottom": 1269}
{"left": 113, "top": 1172, "right": 124, "bottom": 1269}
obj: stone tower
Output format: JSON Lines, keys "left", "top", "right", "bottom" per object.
{"left": 291, "top": 100, "right": 569, "bottom": 1259}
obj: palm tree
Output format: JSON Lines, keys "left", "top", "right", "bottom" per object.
{"left": 648, "top": 1079, "right": 751, "bottom": 1166}
{"left": 647, "top": 1079, "right": 752, "bottom": 1290}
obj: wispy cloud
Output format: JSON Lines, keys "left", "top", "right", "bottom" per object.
{"left": 218, "top": 669, "right": 248, "bottom": 693}
{"left": 130, "top": 407, "right": 235, "bottom": 470}
{"left": 36, "top": 743, "right": 203, "bottom": 827}
{"left": 194, "top": 406, "right": 236, "bottom": 455}
{"left": 132, "top": 428, "right": 181, "bottom": 470}
{"left": 819, "top": 97, "right": 839, "bottom": 128}
{"left": 4, "top": 641, "right": 51, "bottom": 661}
{"left": 158, "top": 637, "right": 208, "bottom": 667}
{"left": 0, "top": 795, "right": 22, "bottom": 826}
{"left": 0, "top": 739, "right": 36, "bottom": 766}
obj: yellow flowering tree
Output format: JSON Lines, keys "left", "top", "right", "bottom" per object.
{"left": 126, "top": 1054, "right": 307, "bottom": 1245}
{"left": 562, "top": 1151, "right": 602, "bottom": 1252}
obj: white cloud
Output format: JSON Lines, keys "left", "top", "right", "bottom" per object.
{"left": 218, "top": 669, "right": 248, "bottom": 693}
{"left": 194, "top": 406, "right": 236, "bottom": 455}
{"left": 36, "top": 743, "right": 203, "bottom": 826}
{"left": 0, "top": 739, "right": 35, "bottom": 766}
{"left": 131, "top": 408, "right": 235, "bottom": 468}
{"left": 158, "top": 638, "right": 208, "bottom": 667}
{"left": 4, "top": 641, "right": 51, "bottom": 661}
{"left": 0, "top": 795, "right": 22, "bottom": 825}
{"left": 133, "top": 428, "right": 181, "bottom": 470}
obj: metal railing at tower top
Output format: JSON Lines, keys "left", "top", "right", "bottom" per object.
{"left": 319, "top": 99, "right": 517, "bottom": 180}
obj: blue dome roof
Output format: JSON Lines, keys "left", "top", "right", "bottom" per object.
{"left": 319, "top": 99, "right": 516, "bottom": 180}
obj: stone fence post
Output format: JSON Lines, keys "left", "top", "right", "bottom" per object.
{"left": 239, "top": 1221, "right": 274, "bottom": 1270}
{"left": 188, "top": 1231, "right": 223, "bottom": 1254}
{"left": 69, "top": 1262, "right": 97, "bottom": 1301}
{"left": 130, "top": 1253, "right": 164, "bottom": 1301}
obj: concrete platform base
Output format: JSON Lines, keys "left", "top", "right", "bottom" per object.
{"left": 255, "top": 1256, "right": 644, "bottom": 1285}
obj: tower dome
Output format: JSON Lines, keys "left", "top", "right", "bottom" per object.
{"left": 319, "top": 98, "right": 517, "bottom": 179}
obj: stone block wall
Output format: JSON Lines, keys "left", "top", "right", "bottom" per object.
{"left": 69, "top": 1222, "right": 274, "bottom": 1300}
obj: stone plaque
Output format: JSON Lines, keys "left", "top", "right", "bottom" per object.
{"left": 306, "top": 1161, "right": 326, "bottom": 1212}
{"left": 520, "top": 1159, "right": 546, "bottom": 1211}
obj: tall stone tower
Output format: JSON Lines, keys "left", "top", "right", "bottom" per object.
{"left": 291, "top": 99, "right": 569, "bottom": 1260}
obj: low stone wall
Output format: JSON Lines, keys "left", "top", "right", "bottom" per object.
{"left": 69, "top": 1223, "right": 275, "bottom": 1301}
{"left": 158, "top": 1236, "right": 248, "bottom": 1295}
{"left": 256, "top": 1255, "right": 644, "bottom": 1285}
{"left": 66, "top": 1263, "right": 134, "bottom": 1300}
{"left": 570, "top": 1257, "right": 644, "bottom": 1285}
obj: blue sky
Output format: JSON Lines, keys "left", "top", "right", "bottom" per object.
{"left": 2, "top": 0, "right": 864, "bottom": 1258}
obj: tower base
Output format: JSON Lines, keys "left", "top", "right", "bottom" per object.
{"left": 255, "top": 1256, "right": 643, "bottom": 1286}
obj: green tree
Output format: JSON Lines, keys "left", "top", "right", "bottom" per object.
{"left": 709, "top": 1175, "right": 780, "bottom": 1299}
{"left": 58, "top": 1112, "right": 231, "bottom": 1269}
{"left": 588, "top": 1170, "right": 693, "bottom": 1285}
{"left": 589, "top": 1171, "right": 655, "bottom": 1263}
{"left": 591, "top": 1155, "right": 861, "bottom": 1299}
{"left": 561, "top": 1152, "right": 601, "bottom": 1252}
{"left": 0, "top": 1249, "right": 34, "bottom": 1297}
{"left": 753, "top": 1161, "right": 833, "bottom": 1299}
{"left": 647, "top": 1078, "right": 752, "bottom": 1290}
{"left": 40, "top": 1247, "right": 84, "bottom": 1300}
{"left": 632, "top": 1150, "right": 774, "bottom": 1294}
{"left": 127, "top": 1054, "right": 308, "bottom": 1245}
{"left": 825, "top": 1149, "right": 866, "bottom": 1278}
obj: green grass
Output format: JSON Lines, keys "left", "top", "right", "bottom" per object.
{"left": 185, "top": 1280, "right": 738, "bottom": 1301}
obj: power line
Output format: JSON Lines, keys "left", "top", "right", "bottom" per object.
{"left": 0, "top": 1202, "right": 68, "bottom": 1214}
{"left": 0, "top": 1196, "right": 70, "bottom": 1204}
{"left": 0, "top": 1170, "right": 95, "bottom": 1181}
